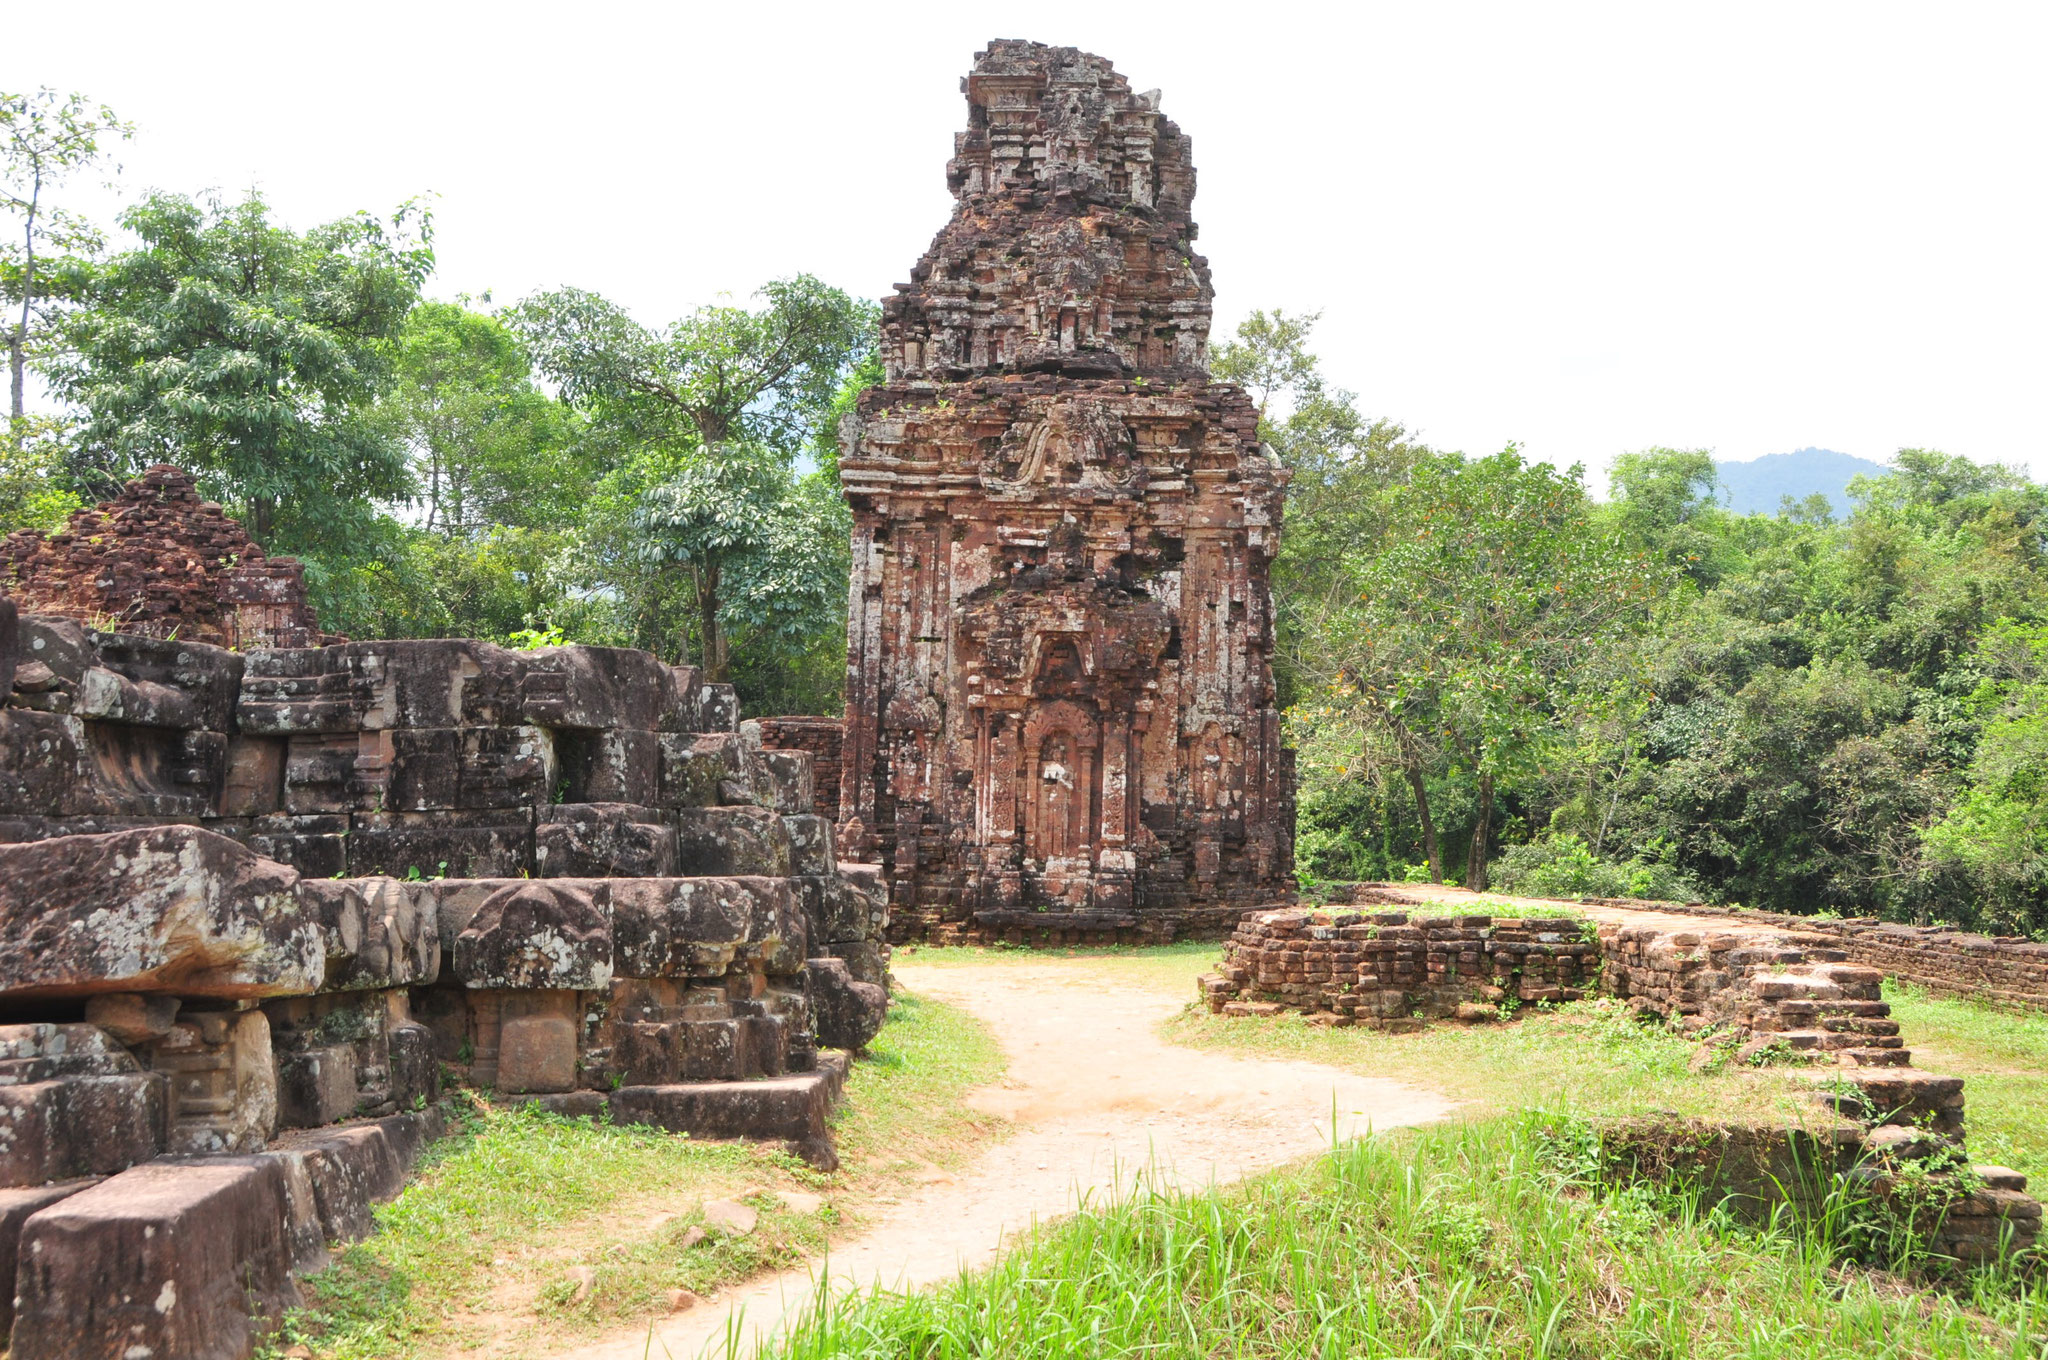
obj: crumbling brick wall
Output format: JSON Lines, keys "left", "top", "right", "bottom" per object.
{"left": 1584, "top": 897, "right": 2048, "bottom": 1013}
{"left": 1, "top": 465, "right": 327, "bottom": 650}
{"left": 1204, "top": 907, "right": 1598, "bottom": 1025}
{"left": 838, "top": 42, "right": 1294, "bottom": 944}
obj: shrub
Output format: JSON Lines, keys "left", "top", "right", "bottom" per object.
{"left": 1491, "top": 834, "right": 1700, "bottom": 902}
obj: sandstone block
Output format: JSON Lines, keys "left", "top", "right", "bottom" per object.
{"left": 0, "top": 826, "right": 321, "bottom": 1001}
{"left": 496, "top": 992, "right": 579, "bottom": 1094}
{"left": 453, "top": 881, "right": 612, "bottom": 990}
{"left": 809, "top": 956, "right": 886, "bottom": 1051}
{"left": 674, "top": 805, "right": 792, "bottom": 877}
{"left": 11, "top": 1157, "right": 300, "bottom": 1360}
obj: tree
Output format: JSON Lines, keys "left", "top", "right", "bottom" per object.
{"left": 513, "top": 276, "right": 872, "bottom": 452}
{"left": 44, "top": 190, "right": 432, "bottom": 555}
{"left": 1336, "top": 450, "right": 1669, "bottom": 890}
{"left": 631, "top": 443, "right": 847, "bottom": 682}
{"left": 512, "top": 276, "right": 873, "bottom": 679}
{"left": 377, "top": 301, "right": 582, "bottom": 535}
{"left": 1, "top": 88, "right": 131, "bottom": 429}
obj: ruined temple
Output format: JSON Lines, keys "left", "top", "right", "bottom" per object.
{"left": 838, "top": 40, "right": 1295, "bottom": 940}
{"left": 2, "top": 465, "right": 329, "bottom": 650}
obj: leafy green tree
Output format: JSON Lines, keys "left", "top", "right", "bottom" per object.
{"left": 45, "top": 190, "right": 432, "bottom": 569}
{"left": 631, "top": 444, "right": 847, "bottom": 683}
{"left": 513, "top": 276, "right": 871, "bottom": 451}
{"left": 1329, "top": 450, "right": 1669, "bottom": 889}
{"left": 511, "top": 277, "right": 873, "bottom": 684}
{"left": 378, "top": 301, "right": 583, "bottom": 534}
{"left": 1, "top": 88, "right": 131, "bottom": 429}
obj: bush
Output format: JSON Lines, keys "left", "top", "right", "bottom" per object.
{"left": 1491, "top": 834, "right": 1700, "bottom": 902}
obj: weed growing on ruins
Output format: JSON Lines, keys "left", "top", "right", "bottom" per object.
{"left": 758, "top": 1117, "right": 2047, "bottom": 1360}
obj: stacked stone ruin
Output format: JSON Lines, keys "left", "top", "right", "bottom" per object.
{"left": 0, "top": 599, "right": 890, "bottom": 1358}
{"left": 834, "top": 40, "right": 1295, "bottom": 944}
{"left": 2, "top": 465, "right": 329, "bottom": 650}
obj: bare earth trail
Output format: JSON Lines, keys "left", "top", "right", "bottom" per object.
{"left": 556, "top": 957, "right": 1453, "bottom": 1360}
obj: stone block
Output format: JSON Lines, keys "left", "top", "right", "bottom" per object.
{"left": 825, "top": 938, "right": 891, "bottom": 989}
{"left": 11, "top": 1157, "right": 300, "bottom": 1360}
{"left": 496, "top": 991, "right": 579, "bottom": 1095}
{"left": 808, "top": 956, "right": 887, "bottom": 1051}
{"left": 0, "top": 710, "right": 94, "bottom": 816}
{"left": 81, "top": 993, "right": 180, "bottom": 1046}
{"left": 609, "top": 1053, "right": 848, "bottom": 1150}
{"left": 296, "top": 875, "right": 441, "bottom": 992}
{"left": 757, "top": 749, "right": 815, "bottom": 814}
{"left": 784, "top": 814, "right": 836, "bottom": 876}
{"left": 151, "top": 1009, "right": 277, "bottom": 1155}
{"left": 344, "top": 812, "right": 532, "bottom": 880}
{"left": 0, "top": 1179, "right": 98, "bottom": 1340}
{"left": 453, "top": 881, "right": 612, "bottom": 990}
{"left": 0, "top": 826, "right": 321, "bottom": 1001}
{"left": 658, "top": 730, "right": 748, "bottom": 808}
{"left": 536, "top": 803, "right": 677, "bottom": 878}
{"left": 521, "top": 644, "right": 675, "bottom": 731}
{"left": 388, "top": 1019, "right": 440, "bottom": 1111}
{"left": 274, "top": 1042, "right": 358, "bottom": 1130}
{"left": 0, "top": 1074, "right": 165, "bottom": 1188}
{"left": 674, "top": 805, "right": 792, "bottom": 877}
{"left": 610, "top": 876, "right": 797, "bottom": 978}
{"left": 555, "top": 727, "right": 659, "bottom": 804}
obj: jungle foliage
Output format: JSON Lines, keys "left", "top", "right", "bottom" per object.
{"left": 1244, "top": 313, "right": 2048, "bottom": 935}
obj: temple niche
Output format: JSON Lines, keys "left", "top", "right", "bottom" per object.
{"left": 838, "top": 40, "right": 1295, "bottom": 940}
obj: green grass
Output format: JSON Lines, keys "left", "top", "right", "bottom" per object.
{"left": 264, "top": 988, "right": 1005, "bottom": 1360}
{"left": 756, "top": 1116, "right": 2048, "bottom": 1360}
{"left": 1883, "top": 982, "right": 2048, "bottom": 1182}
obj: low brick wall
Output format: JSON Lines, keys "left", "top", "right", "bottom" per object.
{"left": 1583, "top": 898, "right": 2048, "bottom": 1013}
{"left": 1204, "top": 907, "right": 1599, "bottom": 1025}
{"left": 752, "top": 717, "right": 844, "bottom": 825}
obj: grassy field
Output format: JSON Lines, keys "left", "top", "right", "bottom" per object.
{"left": 760, "top": 1116, "right": 2048, "bottom": 1360}
{"left": 260, "top": 990, "right": 1004, "bottom": 1360}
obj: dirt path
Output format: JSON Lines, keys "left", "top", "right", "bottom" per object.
{"left": 555, "top": 958, "right": 1451, "bottom": 1360}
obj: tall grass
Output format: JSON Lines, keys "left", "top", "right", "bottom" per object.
{"left": 755, "top": 1118, "right": 2047, "bottom": 1360}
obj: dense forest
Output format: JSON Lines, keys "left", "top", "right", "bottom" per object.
{"left": 9, "top": 90, "right": 2048, "bottom": 938}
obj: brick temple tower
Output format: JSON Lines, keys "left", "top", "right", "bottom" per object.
{"left": 838, "top": 40, "right": 1294, "bottom": 939}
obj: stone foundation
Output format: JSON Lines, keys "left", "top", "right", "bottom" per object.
{"left": 1202, "top": 907, "right": 1597, "bottom": 1026}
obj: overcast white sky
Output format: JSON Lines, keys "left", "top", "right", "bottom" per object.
{"left": 8, "top": 1, "right": 2045, "bottom": 483}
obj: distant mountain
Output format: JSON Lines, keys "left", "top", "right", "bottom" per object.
{"left": 1714, "top": 448, "right": 1890, "bottom": 518}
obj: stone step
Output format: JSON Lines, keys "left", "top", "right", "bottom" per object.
{"left": 1838, "top": 1047, "right": 1914, "bottom": 1067}
{"left": 1773, "top": 998, "right": 1893, "bottom": 1020}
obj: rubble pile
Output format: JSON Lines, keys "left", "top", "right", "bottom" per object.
{"left": 1, "top": 465, "right": 328, "bottom": 650}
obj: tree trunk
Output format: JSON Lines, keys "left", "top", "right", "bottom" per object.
{"left": 8, "top": 327, "right": 22, "bottom": 429}
{"left": 1402, "top": 760, "right": 1443, "bottom": 884}
{"left": 696, "top": 561, "right": 727, "bottom": 682}
{"left": 249, "top": 496, "right": 275, "bottom": 545}
{"left": 1465, "top": 773, "right": 1495, "bottom": 893}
